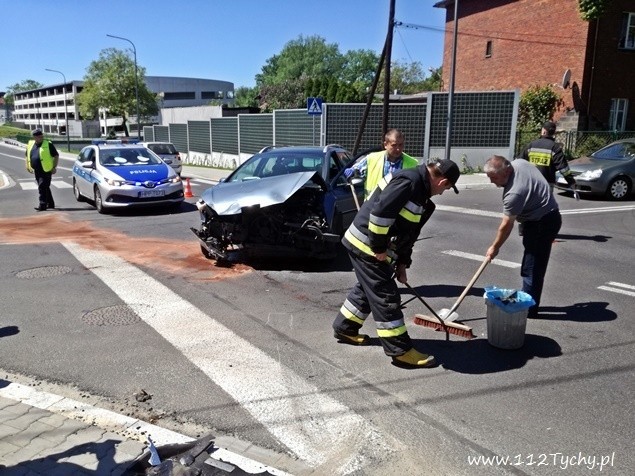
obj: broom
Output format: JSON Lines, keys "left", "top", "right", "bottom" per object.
{"left": 404, "top": 282, "right": 476, "bottom": 340}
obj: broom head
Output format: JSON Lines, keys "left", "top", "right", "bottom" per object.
{"left": 413, "top": 314, "right": 476, "bottom": 339}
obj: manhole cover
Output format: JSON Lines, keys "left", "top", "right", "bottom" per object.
{"left": 16, "top": 266, "right": 72, "bottom": 279}
{"left": 81, "top": 305, "right": 144, "bottom": 326}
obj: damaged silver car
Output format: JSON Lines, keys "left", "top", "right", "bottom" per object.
{"left": 191, "top": 145, "right": 363, "bottom": 261}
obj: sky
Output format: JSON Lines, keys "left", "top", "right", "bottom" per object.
{"left": 1, "top": 0, "right": 447, "bottom": 92}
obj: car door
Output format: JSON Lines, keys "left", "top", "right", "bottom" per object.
{"left": 75, "top": 147, "right": 96, "bottom": 196}
{"left": 325, "top": 152, "right": 363, "bottom": 234}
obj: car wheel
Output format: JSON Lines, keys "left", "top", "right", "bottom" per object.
{"left": 605, "top": 176, "right": 631, "bottom": 201}
{"left": 94, "top": 187, "right": 107, "bottom": 214}
{"left": 73, "top": 179, "right": 86, "bottom": 202}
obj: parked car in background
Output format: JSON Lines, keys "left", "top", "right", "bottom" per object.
{"left": 555, "top": 138, "right": 635, "bottom": 200}
{"left": 191, "top": 144, "right": 362, "bottom": 261}
{"left": 140, "top": 141, "right": 182, "bottom": 175}
{"left": 72, "top": 140, "right": 184, "bottom": 213}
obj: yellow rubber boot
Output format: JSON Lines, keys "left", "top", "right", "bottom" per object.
{"left": 392, "top": 348, "right": 436, "bottom": 368}
{"left": 334, "top": 330, "right": 370, "bottom": 346}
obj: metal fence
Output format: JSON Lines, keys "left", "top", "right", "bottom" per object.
{"left": 515, "top": 130, "right": 635, "bottom": 158}
{"left": 141, "top": 90, "right": 520, "bottom": 169}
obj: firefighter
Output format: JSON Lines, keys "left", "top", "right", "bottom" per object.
{"left": 520, "top": 121, "right": 575, "bottom": 190}
{"left": 344, "top": 128, "right": 419, "bottom": 199}
{"left": 333, "top": 158, "right": 461, "bottom": 368}
{"left": 26, "top": 129, "right": 59, "bottom": 211}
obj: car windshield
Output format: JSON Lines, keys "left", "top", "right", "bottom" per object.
{"left": 100, "top": 148, "right": 163, "bottom": 166}
{"left": 148, "top": 143, "right": 177, "bottom": 155}
{"left": 591, "top": 142, "right": 635, "bottom": 160}
{"left": 227, "top": 152, "right": 325, "bottom": 182}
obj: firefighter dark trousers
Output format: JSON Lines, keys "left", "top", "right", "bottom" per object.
{"left": 333, "top": 251, "right": 412, "bottom": 356}
{"left": 33, "top": 165, "right": 55, "bottom": 209}
{"left": 520, "top": 210, "right": 562, "bottom": 317}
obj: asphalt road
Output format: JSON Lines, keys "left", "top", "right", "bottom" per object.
{"left": 1, "top": 143, "right": 634, "bottom": 475}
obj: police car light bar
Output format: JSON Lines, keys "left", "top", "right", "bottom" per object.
{"left": 91, "top": 139, "right": 140, "bottom": 145}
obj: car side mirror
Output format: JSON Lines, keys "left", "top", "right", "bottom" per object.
{"left": 81, "top": 161, "right": 94, "bottom": 169}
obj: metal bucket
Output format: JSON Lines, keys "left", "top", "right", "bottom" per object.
{"left": 485, "top": 299, "right": 528, "bottom": 350}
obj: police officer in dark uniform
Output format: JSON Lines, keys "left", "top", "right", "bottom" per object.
{"left": 520, "top": 121, "right": 575, "bottom": 190}
{"left": 333, "top": 159, "right": 461, "bottom": 368}
{"left": 25, "top": 129, "right": 59, "bottom": 211}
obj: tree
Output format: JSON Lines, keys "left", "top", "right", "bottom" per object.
{"left": 234, "top": 86, "right": 260, "bottom": 108}
{"left": 377, "top": 60, "right": 433, "bottom": 95}
{"left": 77, "top": 48, "right": 157, "bottom": 136}
{"left": 3, "top": 79, "right": 44, "bottom": 106}
{"left": 256, "top": 35, "right": 344, "bottom": 86}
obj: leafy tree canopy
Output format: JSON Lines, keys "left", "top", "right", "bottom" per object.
{"left": 3, "top": 80, "right": 44, "bottom": 105}
{"left": 77, "top": 48, "right": 157, "bottom": 135}
{"left": 256, "top": 35, "right": 345, "bottom": 86}
{"left": 234, "top": 86, "right": 260, "bottom": 108}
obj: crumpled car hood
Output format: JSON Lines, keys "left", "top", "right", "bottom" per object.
{"left": 201, "top": 171, "right": 324, "bottom": 215}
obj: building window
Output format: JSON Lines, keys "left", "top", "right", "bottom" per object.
{"left": 608, "top": 98, "right": 628, "bottom": 131}
{"left": 201, "top": 91, "right": 217, "bottom": 99}
{"left": 163, "top": 92, "right": 195, "bottom": 100}
{"left": 619, "top": 12, "right": 635, "bottom": 49}
{"left": 485, "top": 40, "right": 492, "bottom": 58}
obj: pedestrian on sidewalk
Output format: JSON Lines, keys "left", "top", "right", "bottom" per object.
{"left": 344, "top": 128, "right": 419, "bottom": 200}
{"left": 333, "top": 158, "right": 461, "bottom": 368}
{"left": 484, "top": 155, "right": 562, "bottom": 319}
{"left": 25, "top": 129, "right": 59, "bottom": 211}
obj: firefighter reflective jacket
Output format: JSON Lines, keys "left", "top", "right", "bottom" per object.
{"left": 343, "top": 165, "right": 436, "bottom": 267}
{"left": 364, "top": 151, "right": 418, "bottom": 198}
{"left": 521, "top": 136, "right": 573, "bottom": 184}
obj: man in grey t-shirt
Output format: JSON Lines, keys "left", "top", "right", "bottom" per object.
{"left": 484, "top": 155, "right": 562, "bottom": 319}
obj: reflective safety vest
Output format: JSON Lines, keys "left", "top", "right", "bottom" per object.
{"left": 343, "top": 166, "right": 436, "bottom": 267}
{"left": 26, "top": 140, "right": 56, "bottom": 173}
{"left": 364, "top": 151, "right": 418, "bottom": 198}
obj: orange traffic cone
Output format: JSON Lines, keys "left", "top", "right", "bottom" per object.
{"left": 184, "top": 178, "right": 193, "bottom": 198}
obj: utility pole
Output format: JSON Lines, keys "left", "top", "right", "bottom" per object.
{"left": 445, "top": 0, "right": 460, "bottom": 162}
{"left": 45, "top": 68, "right": 70, "bottom": 152}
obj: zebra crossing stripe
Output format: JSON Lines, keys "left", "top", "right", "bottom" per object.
{"left": 20, "top": 180, "right": 73, "bottom": 190}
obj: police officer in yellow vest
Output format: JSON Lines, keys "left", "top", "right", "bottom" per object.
{"left": 344, "top": 128, "right": 419, "bottom": 199}
{"left": 26, "top": 129, "right": 59, "bottom": 211}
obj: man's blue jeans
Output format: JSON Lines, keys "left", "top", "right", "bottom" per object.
{"left": 520, "top": 210, "right": 562, "bottom": 317}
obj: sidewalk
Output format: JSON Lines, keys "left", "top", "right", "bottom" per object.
{"left": 0, "top": 376, "right": 298, "bottom": 475}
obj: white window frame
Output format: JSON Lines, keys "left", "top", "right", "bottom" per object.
{"left": 608, "top": 98, "right": 628, "bottom": 132}
{"left": 619, "top": 12, "right": 635, "bottom": 49}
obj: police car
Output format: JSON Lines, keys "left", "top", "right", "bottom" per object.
{"left": 72, "top": 140, "right": 184, "bottom": 213}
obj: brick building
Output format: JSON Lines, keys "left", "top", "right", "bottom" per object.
{"left": 434, "top": 0, "right": 635, "bottom": 131}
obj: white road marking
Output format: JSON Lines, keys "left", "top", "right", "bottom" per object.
{"left": 437, "top": 204, "right": 635, "bottom": 217}
{"left": 191, "top": 178, "right": 217, "bottom": 185}
{"left": 442, "top": 250, "right": 520, "bottom": 268}
{"left": 607, "top": 281, "right": 635, "bottom": 291}
{"left": 63, "top": 242, "right": 393, "bottom": 470}
{"left": 19, "top": 180, "right": 71, "bottom": 190}
{"left": 597, "top": 285, "right": 635, "bottom": 297}
{"left": 561, "top": 205, "right": 635, "bottom": 215}
{"left": 436, "top": 204, "right": 502, "bottom": 218}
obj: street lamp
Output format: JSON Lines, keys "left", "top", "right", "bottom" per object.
{"left": 45, "top": 68, "right": 70, "bottom": 152}
{"left": 107, "top": 34, "right": 140, "bottom": 139}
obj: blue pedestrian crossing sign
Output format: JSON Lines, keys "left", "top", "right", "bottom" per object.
{"left": 307, "top": 97, "right": 323, "bottom": 115}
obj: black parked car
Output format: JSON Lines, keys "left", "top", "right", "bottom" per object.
{"left": 191, "top": 145, "right": 364, "bottom": 261}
